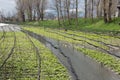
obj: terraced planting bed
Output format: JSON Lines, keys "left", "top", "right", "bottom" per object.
{"left": 0, "top": 30, "right": 70, "bottom": 79}
{"left": 0, "top": 24, "right": 120, "bottom": 80}
{"left": 0, "top": 31, "right": 15, "bottom": 67}
{"left": 23, "top": 26, "right": 120, "bottom": 75}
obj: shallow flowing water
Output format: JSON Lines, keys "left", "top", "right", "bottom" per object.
{"left": 24, "top": 30, "right": 120, "bottom": 80}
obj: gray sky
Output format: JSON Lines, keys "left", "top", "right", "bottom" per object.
{"left": 0, "top": 0, "right": 84, "bottom": 16}
{"left": 0, "top": 0, "right": 16, "bottom": 13}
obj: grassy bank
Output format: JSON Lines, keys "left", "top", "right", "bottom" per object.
{"left": 21, "top": 18, "right": 120, "bottom": 35}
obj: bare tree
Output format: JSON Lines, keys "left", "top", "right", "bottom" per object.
{"left": 75, "top": 0, "right": 78, "bottom": 25}
{"left": 0, "top": 10, "right": 5, "bottom": 22}
{"left": 108, "top": 0, "right": 112, "bottom": 22}
{"left": 91, "top": 0, "right": 94, "bottom": 21}
{"left": 54, "top": 0, "right": 61, "bottom": 25}
{"left": 85, "top": 0, "right": 87, "bottom": 18}
{"left": 33, "top": 1, "right": 37, "bottom": 21}
{"left": 95, "top": 0, "right": 101, "bottom": 18}
{"left": 25, "top": 0, "right": 33, "bottom": 21}
{"left": 40, "top": 0, "right": 47, "bottom": 21}
{"left": 103, "top": 0, "right": 108, "bottom": 23}
{"left": 16, "top": 0, "right": 25, "bottom": 22}
{"left": 117, "top": 0, "right": 120, "bottom": 17}
{"left": 35, "top": 0, "right": 41, "bottom": 20}
{"left": 65, "top": 0, "right": 71, "bottom": 25}
{"left": 87, "top": 0, "right": 91, "bottom": 18}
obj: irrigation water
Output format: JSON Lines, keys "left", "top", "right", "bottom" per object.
{"left": 23, "top": 30, "right": 120, "bottom": 80}
{"left": 0, "top": 23, "right": 120, "bottom": 80}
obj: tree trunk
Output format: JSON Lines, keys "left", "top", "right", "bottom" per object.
{"left": 66, "top": 0, "right": 71, "bottom": 25}
{"left": 118, "top": 8, "right": 120, "bottom": 17}
{"left": 108, "top": 0, "right": 112, "bottom": 22}
{"left": 56, "top": 0, "right": 61, "bottom": 26}
{"left": 33, "top": 9, "right": 36, "bottom": 21}
{"left": 103, "top": 0, "right": 108, "bottom": 23}
{"left": 85, "top": 0, "right": 87, "bottom": 18}
{"left": 76, "top": 0, "right": 78, "bottom": 26}
{"left": 96, "top": 0, "right": 100, "bottom": 18}
{"left": 118, "top": 0, "right": 120, "bottom": 17}
{"left": 21, "top": 10, "right": 25, "bottom": 22}
{"left": 91, "top": 0, "right": 94, "bottom": 21}
{"left": 59, "top": 0, "right": 64, "bottom": 24}
{"left": 36, "top": 3, "right": 41, "bottom": 21}
{"left": 41, "top": 8, "right": 44, "bottom": 21}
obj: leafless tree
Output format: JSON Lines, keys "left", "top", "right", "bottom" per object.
{"left": 91, "top": 0, "right": 94, "bottom": 21}
{"left": 25, "top": 0, "right": 33, "bottom": 21}
{"left": 75, "top": 0, "right": 78, "bottom": 25}
{"left": 96, "top": 0, "right": 101, "bottom": 18}
{"left": 103, "top": 0, "right": 107, "bottom": 23}
{"left": 35, "top": 0, "right": 41, "bottom": 20}
{"left": 117, "top": 0, "right": 120, "bottom": 17}
{"left": 54, "top": 0, "right": 61, "bottom": 25}
{"left": 0, "top": 10, "right": 5, "bottom": 22}
{"left": 108, "top": 0, "right": 112, "bottom": 22}
{"left": 16, "top": 0, "right": 25, "bottom": 22}
{"left": 40, "top": 0, "right": 47, "bottom": 21}
{"left": 85, "top": 0, "right": 87, "bottom": 18}
{"left": 65, "top": 0, "right": 71, "bottom": 25}
{"left": 15, "top": 0, "right": 119, "bottom": 24}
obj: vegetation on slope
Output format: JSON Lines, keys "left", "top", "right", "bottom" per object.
{"left": 21, "top": 18, "right": 120, "bottom": 34}
{"left": 23, "top": 26, "right": 120, "bottom": 74}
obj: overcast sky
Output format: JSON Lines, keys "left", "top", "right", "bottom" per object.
{"left": 0, "top": 0, "right": 16, "bottom": 13}
{"left": 0, "top": 0, "right": 84, "bottom": 15}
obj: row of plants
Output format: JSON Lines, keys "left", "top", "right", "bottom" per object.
{"left": 76, "top": 47, "right": 120, "bottom": 74}
{"left": 29, "top": 33, "right": 70, "bottom": 80}
{"left": 0, "top": 32, "right": 3, "bottom": 40}
{"left": 0, "top": 32, "right": 15, "bottom": 65}
{"left": 47, "top": 28, "right": 120, "bottom": 47}
{"left": 0, "top": 27, "right": 4, "bottom": 40}
{"left": 24, "top": 27, "right": 120, "bottom": 59}
{"left": 23, "top": 27, "right": 84, "bottom": 45}
{"left": 0, "top": 31, "right": 6, "bottom": 44}
{"left": 23, "top": 27, "right": 110, "bottom": 52}
{"left": 46, "top": 29, "right": 109, "bottom": 50}
{"left": 60, "top": 29, "right": 120, "bottom": 46}
{"left": 0, "top": 31, "right": 70, "bottom": 80}
{"left": 23, "top": 26, "right": 120, "bottom": 75}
